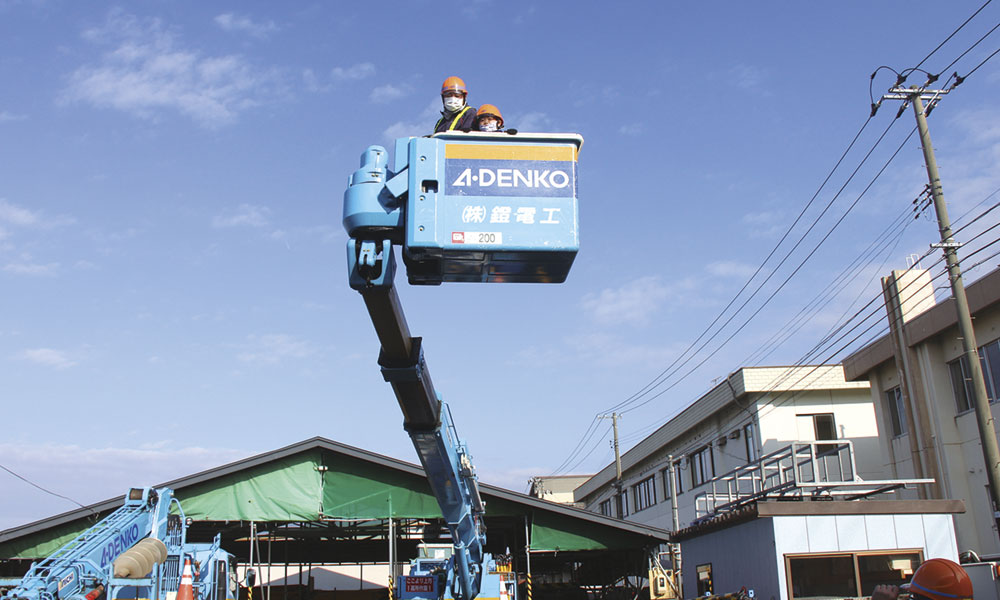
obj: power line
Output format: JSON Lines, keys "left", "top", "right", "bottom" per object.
{"left": 0, "top": 462, "right": 94, "bottom": 515}
{"left": 614, "top": 195, "right": 1000, "bottom": 463}
{"left": 557, "top": 12, "right": 1000, "bottom": 478}
{"left": 910, "top": 0, "right": 994, "bottom": 75}
{"left": 601, "top": 115, "right": 878, "bottom": 415}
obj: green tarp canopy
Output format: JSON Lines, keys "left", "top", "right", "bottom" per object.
{"left": 0, "top": 445, "right": 661, "bottom": 559}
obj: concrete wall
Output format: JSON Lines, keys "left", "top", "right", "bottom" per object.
{"left": 755, "top": 389, "right": 882, "bottom": 480}
{"left": 864, "top": 313, "right": 1000, "bottom": 555}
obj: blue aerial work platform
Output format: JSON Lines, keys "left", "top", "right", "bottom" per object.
{"left": 342, "top": 131, "right": 582, "bottom": 600}
{"left": 344, "top": 132, "right": 583, "bottom": 286}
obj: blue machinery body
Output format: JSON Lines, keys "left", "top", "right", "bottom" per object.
{"left": 1, "top": 488, "right": 235, "bottom": 600}
{"left": 343, "top": 132, "right": 582, "bottom": 600}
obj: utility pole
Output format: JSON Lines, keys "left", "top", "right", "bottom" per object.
{"left": 667, "top": 455, "right": 682, "bottom": 594}
{"left": 600, "top": 413, "right": 624, "bottom": 518}
{"left": 883, "top": 84, "right": 1000, "bottom": 534}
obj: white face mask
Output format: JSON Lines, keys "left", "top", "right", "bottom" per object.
{"left": 443, "top": 96, "right": 464, "bottom": 112}
{"left": 480, "top": 121, "right": 499, "bottom": 132}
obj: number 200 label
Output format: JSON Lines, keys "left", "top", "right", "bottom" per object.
{"left": 453, "top": 231, "right": 503, "bottom": 245}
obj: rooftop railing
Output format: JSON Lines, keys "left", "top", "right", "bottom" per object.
{"left": 691, "top": 440, "right": 933, "bottom": 524}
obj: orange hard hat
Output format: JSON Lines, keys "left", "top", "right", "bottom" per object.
{"left": 441, "top": 76, "right": 467, "bottom": 95}
{"left": 905, "top": 559, "right": 973, "bottom": 600}
{"left": 477, "top": 104, "right": 503, "bottom": 127}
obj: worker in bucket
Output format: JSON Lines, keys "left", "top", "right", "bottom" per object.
{"left": 475, "top": 104, "right": 504, "bottom": 132}
{"left": 434, "top": 76, "right": 477, "bottom": 133}
{"left": 871, "top": 558, "right": 973, "bottom": 600}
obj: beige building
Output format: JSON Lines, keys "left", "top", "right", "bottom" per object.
{"left": 843, "top": 266, "right": 1000, "bottom": 556}
{"left": 573, "top": 365, "right": 879, "bottom": 531}
{"left": 528, "top": 475, "right": 591, "bottom": 506}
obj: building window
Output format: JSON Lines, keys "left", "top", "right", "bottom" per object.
{"left": 662, "top": 460, "right": 684, "bottom": 499}
{"left": 884, "top": 387, "right": 908, "bottom": 437}
{"left": 786, "top": 551, "right": 921, "bottom": 600}
{"left": 598, "top": 498, "right": 612, "bottom": 517}
{"left": 948, "top": 340, "right": 1000, "bottom": 414}
{"left": 812, "top": 413, "right": 837, "bottom": 440}
{"left": 690, "top": 446, "right": 715, "bottom": 488}
{"left": 662, "top": 461, "right": 683, "bottom": 499}
{"left": 984, "top": 340, "right": 1000, "bottom": 401}
{"left": 619, "top": 488, "right": 630, "bottom": 517}
{"left": 744, "top": 422, "right": 758, "bottom": 462}
{"left": 950, "top": 355, "right": 976, "bottom": 413}
{"left": 632, "top": 476, "right": 656, "bottom": 512}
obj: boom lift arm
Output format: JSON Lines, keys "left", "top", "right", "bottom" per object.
{"left": 346, "top": 206, "right": 487, "bottom": 600}
{"left": 343, "top": 132, "right": 582, "bottom": 600}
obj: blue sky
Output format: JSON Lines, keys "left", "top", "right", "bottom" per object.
{"left": 2, "top": 1, "right": 1000, "bottom": 530}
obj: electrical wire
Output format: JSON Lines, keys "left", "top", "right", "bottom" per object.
{"left": 613, "top": 196, "right": 1000, "bottom": 466}
{"left": 620, "top": 125, "right": 917, "bottom": 416}
{"left": 961, "top": 45, "right": 1000, "bottom": 79}
{"left": 936, "top": 22, "right": 1000, "bottom": 76}
{"left": 0, "top": 462, "right": 95, "bottom": 515}
{"left": 909, "top": 0, "right": 994, "bottom": 75}
{"left": 558, "top": 16, "right": 1000, "bottom": 478}
{"left": 601, "top": 115, "right": 878, "bottom": 416}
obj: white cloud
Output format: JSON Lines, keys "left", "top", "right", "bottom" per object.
{"left": 0, "top": 111, "right": 26, "bottom": 122}
{"left": 214, "top": 13, "right": 278, "bottom": 39}
{"left": 730, "top": 64, "right": 769, "bottom": 93}
{"left": 952, "top": 106, "right": 1000, "bottom": 145}
{"left": 302, "top": 68, "right": 327, "bottom": 93}
{"left": 707, "top": 260, "right": 759, "bottom": 279}
{"left": 571, "top": 332, "right": 681, "bottom": 368}
{"left": 383, "top": 98, "right": 441, "bottom": 141}
{"left": 580, "top": 276, "right": 674, "bottom": 325}
{"left": 4, "top": 261, "right": 59, "bottom": 276}
{"left": 461, "top": 0, "right": 493, "bottom": 18}
{"left": 619, "top": 123, "right": 642, "bottom": 136}
{"left": 0, "top": 199, "right": 39, "bottom": 226}
{"left": 236, "top": 333, "right": 316, "bottom": 364}
{"left": 331, "top": 62, "right": 375, "bottom": 82}
{"left": 212, "top": 204, "right": 270, "bottom": 228}
{"left": 742, "top": 209, "right": 785, "bottom": 238}
{"left": 65, "top": 10, "right": 281, "bottom": 128}
{"left": 370, "top": 83, "right": 412, "bottom": 103}
{"left": 0, "top": 442, "right": 247, "bottom": 529}
{"left": 18, "top": 348, "right": 76, "bottom": 369}
{"left": 513, "top": 111, "right": 550, "bottom": 132}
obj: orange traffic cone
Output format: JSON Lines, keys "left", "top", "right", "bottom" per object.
{"left": 177, "top": 558, "right": 195, "bottom": 600}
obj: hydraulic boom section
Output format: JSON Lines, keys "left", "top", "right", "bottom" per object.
{"left": 343, "top": 132, "right": 582, "bottom": 600}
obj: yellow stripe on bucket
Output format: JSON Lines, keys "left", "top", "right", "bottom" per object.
{"left": 445, "top": 144, "right": 577, "bottom": 161}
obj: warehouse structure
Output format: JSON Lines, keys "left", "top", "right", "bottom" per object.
{"left": 0, "top": 437, "right": 670, "bottom": 600}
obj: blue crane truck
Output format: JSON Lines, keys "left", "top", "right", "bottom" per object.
{"left": 0, "top": 487, "right": 236, "bottom": 600}
{"left": 342, "top": 131, "right": 583, "bottom": 600}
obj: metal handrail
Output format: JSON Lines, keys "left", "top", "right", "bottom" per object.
{"left": 690, "top": 440, "right": 932, "bottom": 524}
